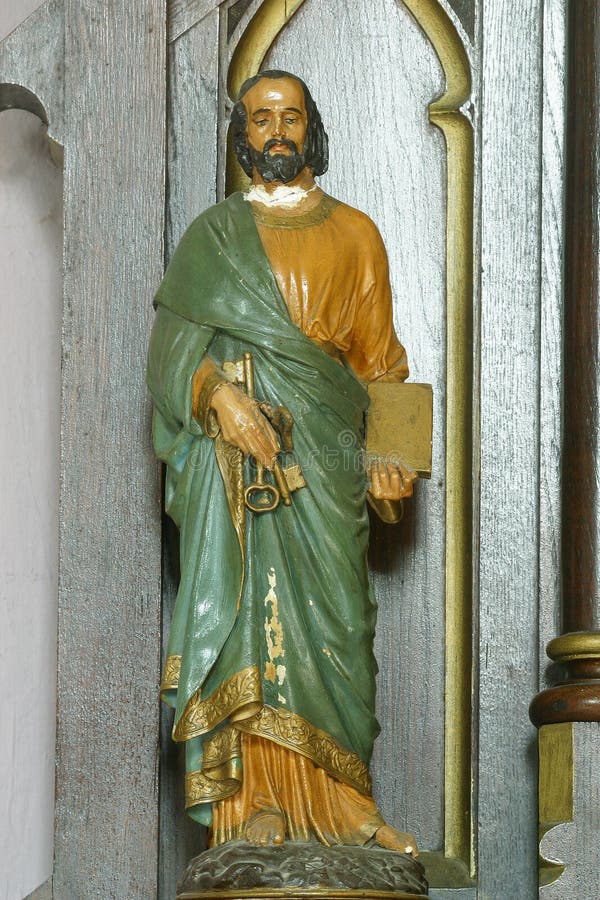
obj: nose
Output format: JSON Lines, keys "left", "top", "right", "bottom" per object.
{"left": 272, "top": 115, "right": 286, "bottom": 138}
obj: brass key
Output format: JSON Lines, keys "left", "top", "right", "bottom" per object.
{"left": 224, "top": 352, "right": 305, "bottom": 513}
{"left": 242, "top": 353, "right": 283, "bottom": 513}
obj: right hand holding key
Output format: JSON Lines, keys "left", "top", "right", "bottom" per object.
{"left": 210, "top": 382, "right": 280, "bottom": 469}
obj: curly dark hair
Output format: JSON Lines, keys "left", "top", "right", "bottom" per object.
{"left": 230, "top": 70, "right": 329, "bottom": 178}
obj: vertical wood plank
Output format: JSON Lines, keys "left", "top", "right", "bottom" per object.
{"left": 166, "top": 8, "right": 219, "bottom": 255}
{"left": 538, "top": 0, "right": 566, "bottom": 685}
{"left": 54, "top": 2, "right": 166, "bottom": 896}
{"left": 561, "top": 0, "right": 600, "bottom": 634}
{"left": 478, "top": 1, "right": 543, "bottom": 896}
{"left": 158, "top": 14, "right": 220, "bottom": 894}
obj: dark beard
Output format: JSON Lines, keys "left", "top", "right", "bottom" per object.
{"left": 247, "top": 138, "right": 306, "bottom": 184}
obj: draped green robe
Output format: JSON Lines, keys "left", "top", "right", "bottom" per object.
{"left": 147, "top": 192, "right": 379, "bottom": 824}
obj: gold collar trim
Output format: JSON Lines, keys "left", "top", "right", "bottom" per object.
{"left": 251, "top": 194, "right": 340, "bottom": 230}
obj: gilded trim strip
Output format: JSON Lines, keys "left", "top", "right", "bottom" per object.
{"left": 160, "top": 654, "right": 182, "bottom": 694}
{"left": 178, "top": 672, "right": 370, "bottom": 797}
{"left": 402, "top": 0, "right": 474, "bottom": 870}
{"left": 185, "top": 769, "right": 241, "bottom": 808}
{"left": 173, "top": 666, "right": 262, "bottom": 742}
{"left": 236, "top": 705, "right": 372, "bottom": 797}
{"left": 203, "top": 725, "right": 243, "bottom": 769}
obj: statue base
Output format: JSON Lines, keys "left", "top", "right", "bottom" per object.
{"left": 176, "top": 841, "right": 429, "bottom": 899}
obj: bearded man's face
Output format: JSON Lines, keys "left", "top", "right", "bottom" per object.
{"left": 242, "top": 76, "right": 308, "bottom": 184}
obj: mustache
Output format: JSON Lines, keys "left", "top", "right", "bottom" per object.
{"left": 262, "top": 137, "right": 299, "bottom": 154}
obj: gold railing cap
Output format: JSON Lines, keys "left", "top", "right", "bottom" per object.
{"left": 547, "top": 631, "right": 600, "bottom": 662}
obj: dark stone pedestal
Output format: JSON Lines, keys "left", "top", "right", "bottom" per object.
{"left": 176, "top": 841, "right": 429, "bottom": 899}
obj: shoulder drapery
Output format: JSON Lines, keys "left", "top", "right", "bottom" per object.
{"left": 147, "top": 193, "right": 380, "bottom": 821}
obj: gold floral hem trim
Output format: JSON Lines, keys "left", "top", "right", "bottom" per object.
{"left": 160, "top": 654, "right": 181, "bottom": 695}
{"left": 173, "top": 666, "right": 262, "bottom": 742}
{"left": 203, "top": 725, "right": 242, "bottom": 769}
{"left": 236, "top": 705, "right": 372, "bottom": 797}
{"left": 174, "top": 668, "right": 371, "bottom": 797}
{"left": 185, "top": 768, "right": 241, "bottom": 808}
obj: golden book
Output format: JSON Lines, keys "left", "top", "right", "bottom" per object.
{"left": 366, "top": 382, "right": 433, "bottom": 478}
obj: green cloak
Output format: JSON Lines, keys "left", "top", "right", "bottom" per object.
{"left": 147, "top": 192, "right": 379, "bottom": 824}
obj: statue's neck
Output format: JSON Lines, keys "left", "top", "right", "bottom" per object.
{"left": 248, "top": 168, "right": 323, "bottom": 216}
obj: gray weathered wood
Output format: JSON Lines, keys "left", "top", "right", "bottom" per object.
{"left": 478, "top": 0, "right": 544, "bottom": 896}
{"left": 446, "top": 0, "right": 474, "bottom": 41}
{"left": 264, "top": 0, "right": 448, "bottom": 852}
{"left": 538, "top": 0, "right": 566, "bottom": 686}
{"left": 540, "top": 723, "right": 600, "bottom": 899}
{"left": 166, "top": 6, "right": 220, "bottom": 255}
{"left": 160, "top": 13, "right": 221, "bottom": 894}
{"left": 169, "top": 0, "right": 222, "bottom": 43}
{"left": 430, "top": 891, "right": 477, "bottom": 900}
{"left": 52, "top": 2, "right": 165, "bottom": 896}
{"left": 0, "top": 0, "right": 64, "bottom": 145}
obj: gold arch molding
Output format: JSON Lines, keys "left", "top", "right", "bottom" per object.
{"left": 226, "top": 0, "right": 475, "bottom": 880}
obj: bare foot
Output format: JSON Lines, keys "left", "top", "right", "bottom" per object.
{"left": 245, "top": 808, "right": 286, "bottom": 846}
{"left": 375, "top": 824, "right": 419, "bottom": 856}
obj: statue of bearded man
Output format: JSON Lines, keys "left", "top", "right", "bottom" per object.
{"left": 147, "top": 70, "right": 418, "bottom": 855}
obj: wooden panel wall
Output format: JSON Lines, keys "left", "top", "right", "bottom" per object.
{"left": 537, "top": 0, "right": 566, "bottom": 685}
{"left": 477, "top": 0, "right": 545, "bottom": 895}
{"left": 53, "top": 2, "right": 166, "bottom": 896}
{"left": 0, "top": 0, "right": 573, "bottom": 896}
{"left": 159, "top": 10, "right": 221, "bottom": 894}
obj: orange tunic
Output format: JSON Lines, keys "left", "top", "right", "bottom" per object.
{"left": 212, "top": 733, "right": 384, "bottom": 846}
{"left": 252, "top": 194, "right": 408, "bottom": 383}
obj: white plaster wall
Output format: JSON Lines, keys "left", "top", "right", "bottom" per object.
{"left": 0, "top": 3, "right": 62, "bottom": 897}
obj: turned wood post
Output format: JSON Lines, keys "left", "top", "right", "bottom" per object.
{"left": 531, "top": 0, "right": 600, "bottom": 727}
